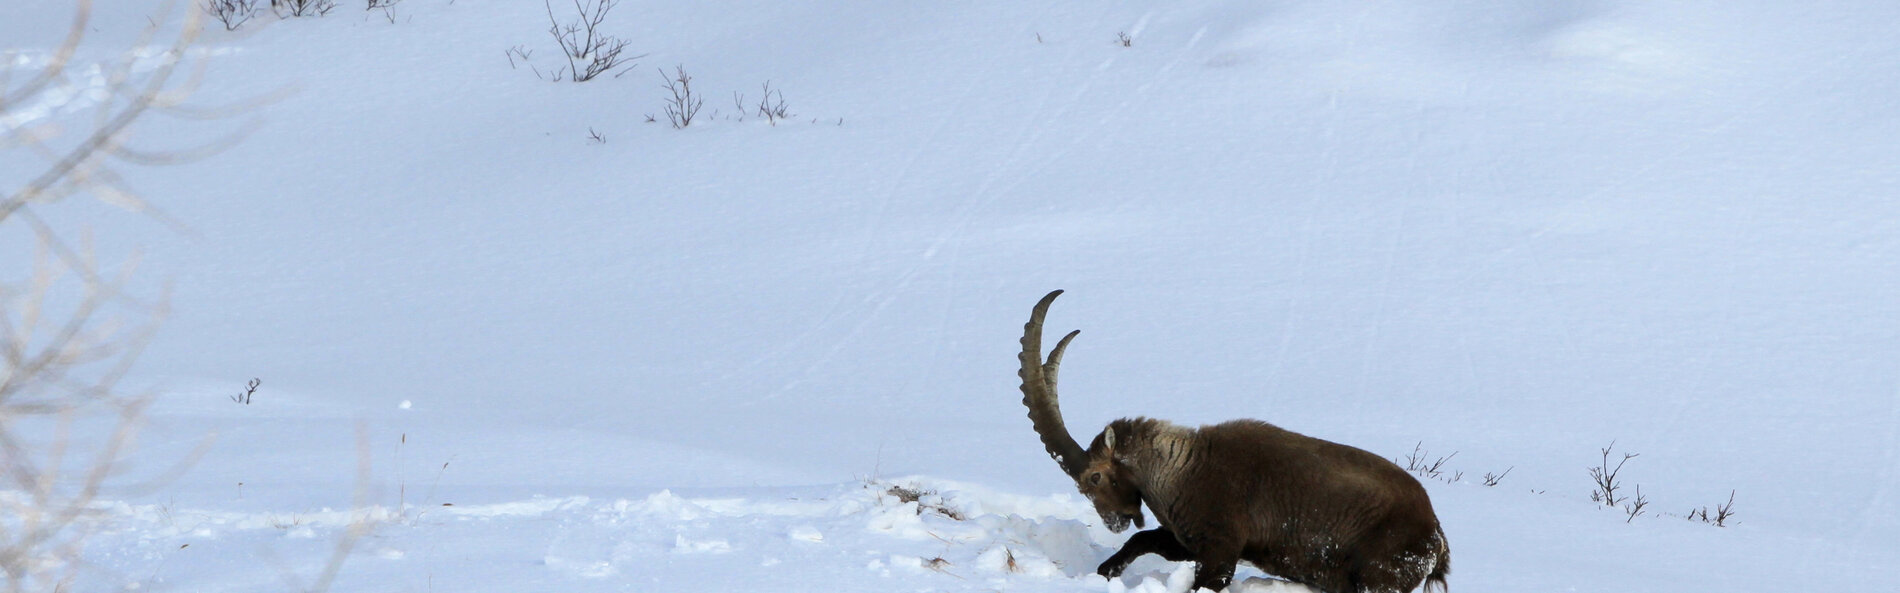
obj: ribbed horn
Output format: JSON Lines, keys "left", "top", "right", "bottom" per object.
{"left": 1019, "top": 290, "right": 1088, "bottom": 479}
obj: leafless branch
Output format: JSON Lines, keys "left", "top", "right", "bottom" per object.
{"left": 1622, "top": 485, "right": 1648, "bottom": 522}
{"left": 230, "top": 377, "right": 259, "bottom": 404}
{"left": 202, "top": 0, "right": 260, "bottom": 31}
{"left": 0, "top": 2, "right": 248, "bottom": 588}
{"left": 543, "top": 0, "right": 641, "bottom": 82}
{"left": 0, "top": 0, "right": 89, "bottom": 112}
{"left": 1689, "top": 490, "right": 1737, "bottom": 527}
{"left": 1397, "top": 442, "right": 1457, "bottom": 481}
{"left": 659, "top": 65, "right": 702, "bottom": 129}
{"left": 272, "top": 0, "right": 336, "bottom": 18}
{"left": 1588, "top": 442, "right": 1637, "bottom": 508}
{"left": 366, "top": 0, "right": 402, "bottom": 24}
{"left": 504, "top": 45, "right": 532, "bottom": 70}
{"left": 1480, "top": 466, "right": 1512, "bottom": 487}
{"left": 755, "top": 81, "right": 791, "bottom": 125}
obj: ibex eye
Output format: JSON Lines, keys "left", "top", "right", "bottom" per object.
{"left": 1090, "top": 472, "right": 1103, "bottom": 485}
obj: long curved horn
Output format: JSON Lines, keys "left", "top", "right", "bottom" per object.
{"left": 1020, "top": 290, "right": 1088, "bottom": 479}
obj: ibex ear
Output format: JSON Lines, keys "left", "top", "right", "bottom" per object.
{"left": 1104, "top": 427, "right": 1116, "bottom": 451}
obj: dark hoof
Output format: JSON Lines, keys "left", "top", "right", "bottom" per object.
{"left": 1096, "top": 559, "right": 1126, "bottom": 578}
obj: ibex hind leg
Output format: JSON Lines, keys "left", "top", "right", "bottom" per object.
{"left": 1301, "top": 561, "right": 1356, "bottom": 593}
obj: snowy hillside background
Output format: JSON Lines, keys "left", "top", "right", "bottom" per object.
{"left": 3, "top": 0, "right": 1897, "bottom": 591}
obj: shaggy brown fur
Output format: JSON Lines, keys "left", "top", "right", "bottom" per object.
{"left": 1018, "top": 291, "right": 1449, "bottom": 593}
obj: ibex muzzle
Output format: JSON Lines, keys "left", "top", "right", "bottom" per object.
{"left": 1017, "top": 290, "right": 1450, "bottom": 593}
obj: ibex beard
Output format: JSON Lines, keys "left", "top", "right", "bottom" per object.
{"left": 1018, "top": 290, "right": 1450, "bottom": 593}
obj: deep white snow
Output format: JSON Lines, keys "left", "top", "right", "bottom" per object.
{"left": 3, "top": 0, "right": 1898, "bottom": 591}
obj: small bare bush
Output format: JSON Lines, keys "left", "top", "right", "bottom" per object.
{"left": 1688, "top": 490, "right": 1737, "bottom": 527}
{"left": 1623, "top": 485, "right": 1649, "bottom": 522}
{"left": 1397, "top": 442, "right": 1457, "bottom": 482}
{"left": 1116, "top": 31, "right": 1132, "bottom": 47}
{"left": 273, "top": 0, "right": 336, "bottom": 17}
{"left": 755, "top": 81, "right": 791, "bottom": 125}
{"left": 202, "top": 0, "right": 260, "bottom": 30}
{"left": 1480, "top": 466, "right": 1512, "bottom": 487}
{"left": 505, "top": 45, "right": 533, "bottom": 68}
{"left": 1588, "top": 442, "right": 1638, "bottom": 507}
{"left": 545, "top": 0, "right": 641, "bottom": 82}
{"left": 659, "top": 65, "right": 702, "bottom": 129}
{"left": 230, "top": 377, "right": 260, "bottom": 404}
{"left": 366, "top": 0, "right": 401, "bottom": 23}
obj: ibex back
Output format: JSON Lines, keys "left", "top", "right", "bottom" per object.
{"left": 1017, "top": 290, "right": 1449, "bottom": 593}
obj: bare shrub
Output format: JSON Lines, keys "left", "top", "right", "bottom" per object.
{"left": 1588, "top": 442, "right": 1638, "bottom": 507}
{"left": 1713, "top": 491, "right": 1737, "bottom": 525}
{"left": 230, "top": 377, "right": 260, "bottom": 404}
{"left": 202, "top": 0, "right": 260, "bottom": 30}
{"left": 273, "top": 0, "right": 336, "bottom": 17}
{"left": 1397, "top": 442, "right": 1457, "bottom": 482}
{"left": 505, "top": 45, "right": 533, "bottom": 68}
{"left": 366, "top": 0, "right": 401, "bottom": 23}
{"left": 544, "top": 0, "right": 640, "bottom": 82}
{"left": 505, "top": 45, "right": 555, "bottom": 80}
{"left": 1623, "top": 485, "right": 1649, "bottom": 522}
{"left": 1481, "top": 466, "right": 1512, "bottom": 487}
{"left": 1116, "top": 31, "right": 1132, "bottom": 47}
{"left": 755, "top": 81, "right": 791, "bottom": 125}
{"left": 659, "top": 65, "right": 702, "bottom": 129}
{"left": 1688, "top": 490, "right": 1737, "bottom": 527}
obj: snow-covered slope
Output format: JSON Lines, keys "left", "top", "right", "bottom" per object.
{"left": 4, "top": 1, "right": 1897, "bottom": 591}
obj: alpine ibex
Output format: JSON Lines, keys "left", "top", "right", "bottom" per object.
{"left": 1017, "top": 290, "right": 1449, "bottom": 593}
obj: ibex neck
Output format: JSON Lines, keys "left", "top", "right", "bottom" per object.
{"left": 1111, "top": 417, "right": 1198, "bottom": 524}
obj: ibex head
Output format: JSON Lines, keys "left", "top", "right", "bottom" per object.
{"left": 1018, "top": 290, "right": 1145, "bottom": 533}
{"left": 1080, "top": 426, "right": 1146, "bottom": 532}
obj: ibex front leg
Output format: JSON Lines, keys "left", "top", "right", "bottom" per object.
{"left": 1097, "top": 528, "right": 1196, "bottom": 578}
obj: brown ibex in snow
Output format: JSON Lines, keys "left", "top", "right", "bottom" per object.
{"left": 1017, "top": 290, "right": 1449, "bottom": 593}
